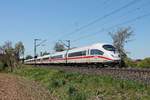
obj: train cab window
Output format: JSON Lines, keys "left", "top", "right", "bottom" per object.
{"left": 68, "top": 51, "right": 86, "bottom": 57}
{"left": 90, "top": 49, "right": 104, "bottom": 55}
{"left": 103, "top": 45, "right": 115, "bottom": 51}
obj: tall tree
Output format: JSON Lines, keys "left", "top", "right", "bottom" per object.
{"left": 25, "top": 55, "right": 33, "bottom": 60}
{"left": 0, "top": 41, "right": 25, "bottom": 71}
{"left": 15, "top": 41, "right": 25, "bottom": 61}
{"left": 41, "top": 51, "right": 50, "bottom": 56}
{"left": 109, "top": 27, "right": 133, "bottom": 60}
{"left": 54, "top": 42, "right": 66, "bottom": 52}
{"left": 1, "top": 41, "right": 15, "bottom": 71}
{"left": 40, "top": 51, "right": 50, "bottom": 56}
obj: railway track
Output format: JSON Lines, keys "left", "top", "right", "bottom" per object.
{"left": 37, "top": 65, "right": 150, "bottom": 84}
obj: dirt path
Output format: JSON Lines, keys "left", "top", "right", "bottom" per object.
{"left": 0, "top": 73, "right": 56, "bottom": 100}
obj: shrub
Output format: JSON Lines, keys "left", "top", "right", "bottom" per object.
{"left": 49, "top": 79, "right": 61, "bottom": 88}
{"left": 0, "top": 61, "right": 4, "bottom": 71}
{"left": 67, "top": 85, "right": 77, "bottom": 96}
{"left": 125, "top": 58, "right": 137, "bottom": 67}
{"left": 67, "top": 92, "right": 87, "bottom": 100}
{"left": 137, "top": 58, "right": 150, "bottom": 68}
{"left": 0, "top": 61, "right": 7, "bottom": 71}
{"left": 125, "top": 57, "right": 150, "bottom": 68}
{"left": 48, "top": 79, "right": 65, "bottom": 92}
{"left": 67, "top": 85, "right": 87, "bottom": 100}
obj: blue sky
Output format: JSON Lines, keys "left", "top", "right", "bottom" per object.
{"left": 0, "top": 0, "right": 150, "bottom": 59}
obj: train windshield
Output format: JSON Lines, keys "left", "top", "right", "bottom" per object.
{"left": 103, "top": 45, "right": 116, "bottom": 51}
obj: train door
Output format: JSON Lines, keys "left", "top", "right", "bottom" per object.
{"left": 87, "top": 49, "right": 90, "bottom": 63}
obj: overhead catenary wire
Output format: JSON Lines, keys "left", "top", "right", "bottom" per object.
{"left": 72, "top": 12, "right": 150, "bottom": 43}
{"left": 58, "top": 0, "right": 141, "bottom": 39}
{"left": 47, "top": 0, "right": 144, "bottom": 50}
{"left": 36, "top": 39, "right": 47, "bottom": 47}
{"left": 48, "top": 0, "right": 113, "bottom": 45}
{"left": 71, "top": 1, "right": 150, "bottom": 42}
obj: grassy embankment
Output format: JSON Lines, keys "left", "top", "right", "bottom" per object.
{"left": 13, "top": 66, "right": 150, "bottom": 100}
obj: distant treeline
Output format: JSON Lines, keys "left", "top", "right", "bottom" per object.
{"left": 125, "top": 57, "right": 150, "bottom": 68}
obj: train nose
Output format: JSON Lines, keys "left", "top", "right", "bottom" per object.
{"left": 111, "top": 53, "right": 119, "bottom": 58}
{"left": 110, "top": 53, "right": 120, "bottom": 60}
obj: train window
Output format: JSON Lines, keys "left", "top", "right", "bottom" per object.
{"left": 37, "top": 59, "right": 40, "bottom": 61}
{"left": 51, "top": 55, "right": 63, "bottom": 59}
{"left": 68, "top": 51, "right": 86, "bottom": 57}
{"left": 103, "top": 45, "right": 115, "bottom": 51}
{"left": 90, "top": 49, "right": 104, "bottom": 55}
{"left": 43, "top": 57, "right": 49, "bottom": 60}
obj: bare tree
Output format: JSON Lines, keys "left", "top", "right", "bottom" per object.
{"left": 0, "top": 41, "right": 25, "bottom": 71}
{"left": 1, "top": 41, "right": 15, "bottom": 71}
{"left": 15, "top": 41, "right": 25, "bottom": 61}
{"left": 109, "top": 27, "right": 133, "bottom": 60}
{"left": 54, "top": 42, "right": 66, "bottom": 52}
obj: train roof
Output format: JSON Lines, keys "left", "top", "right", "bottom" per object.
{"left": 36, "top": 54, "right": 50, "bottom": 59}
{"left": 50, "top": 43, "right": 112, "bottom": 55}
{"left": 42, "top": 55, "right": 50, "bottom": 58}
{"left": 68, "top": 43, "right": 109, "bottom": 53}
{"left": 24, "top": 58, "right": 34, "bottom": 62}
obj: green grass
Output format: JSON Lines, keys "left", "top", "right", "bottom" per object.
{"left": 13, "top": 66, "right": 150, "bottom": 100}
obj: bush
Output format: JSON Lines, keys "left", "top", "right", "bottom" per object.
{"left": 0, "top": 61, "right": 7, "bottom": 71}
{"left": 48, "top": 79, "right": 66, "bottom": 92}
{"left": 125, "top": 57, "right": 150, "bottom": 68}
{"left": 67, "top": 92, "right": 87, "bottom": 100}
{"left": 137, "top": 58, "right": 150, "bottom": 68}
{"left": 125, "top": 58, "right": 137, "bottom": 67}
{"left": 67, "top": 85, "right": 87, "bottom": 100}
{"left": 0, "top": 61, "right": 4, "bottom": 71}
{"left": 67, "top": 85, "right": 77, "bottom": 96}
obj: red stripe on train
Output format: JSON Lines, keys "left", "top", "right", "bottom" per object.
{"left": 49, "top": 56, "right": 112, "bottom": 61}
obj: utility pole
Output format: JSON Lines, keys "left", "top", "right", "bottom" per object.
{"left": 66, "top": 40, "right": 70, "bottom": 64}
{"left": 59, "top": 40, "right": 71, "bottom": 50}
{"left": 34, "top": 39, "right": 47, "bottom": 66}
{"left": 66, "top": 40, "right": 70, "bottom": 50}
{"left": 59, "top": 40, "right": 71, "bottom": 64}
{"left": 34, "top": 39, "right": 41, "bottom": 66}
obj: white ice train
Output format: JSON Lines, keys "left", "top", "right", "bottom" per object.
{"left": 25, "top": 43, "right": 121, "bottom": 67}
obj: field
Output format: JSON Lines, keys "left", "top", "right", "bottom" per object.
{"left": 13, "top": 66, "right": 150, "bottom": 100}
{"left": 0, "top": 73, "right": 55, "bottom": 100}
